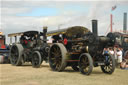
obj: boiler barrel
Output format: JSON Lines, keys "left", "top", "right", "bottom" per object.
{"left": 99, "top": 36, "right": 110, "bottom": 43}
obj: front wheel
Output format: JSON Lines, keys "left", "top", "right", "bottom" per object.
{"left": 32, "top": 51, "right": 42, "bottom": 68}
{"left": 101, "top": 54, "right": 115, "bottom": 74}
{"left": 79, "top": 53, "right": 93, "bottom": 75}
{"left": 124, "top": 50, "right": 128, "bottom": 59}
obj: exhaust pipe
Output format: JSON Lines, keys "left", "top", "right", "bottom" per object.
{"left": 123, "top": 12, "right": 127, "bottom": 33}
{"left": 43, "top": 26, "right": 47, "bottom": 43}
{"left": 92, "top": 20, "right": 98, "bottom": 36}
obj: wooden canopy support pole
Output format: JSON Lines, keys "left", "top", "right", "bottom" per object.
{"left": 15, "top": 36, "right": 17, "bottom": 43}
{"left": 10, "top": 37, "right": 12, "bottom": 44}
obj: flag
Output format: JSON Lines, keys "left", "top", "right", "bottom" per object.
{"left": 112, "top": 5, "right": 117, "bottom": 11}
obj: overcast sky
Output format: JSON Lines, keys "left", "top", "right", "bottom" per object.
{"left": 0, "top": 0, "right": 128, "bottom": 44}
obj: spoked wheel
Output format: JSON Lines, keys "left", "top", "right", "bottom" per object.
{"left": 49, "top": 43, "right": 67, "bottom": 72}
{"left": 32, "top": 51, "right": 42, "bottom": 68}
{"left": 79, "top": 53, "right": 93, "bottom": 75}
{"left": 101, "top": 54, "right": 115, "bottom": 74}
{"left": 71, "top": 63, "right": 79, "bottom": 71}
{"left": 10, "top": 44, "right": 23, "bottom": 66}
{"left": 124, "top": 50, "right": 128, "bottom": 59}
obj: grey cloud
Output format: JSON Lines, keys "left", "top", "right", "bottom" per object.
{"left": 1, "top": 8, "right": 31, "bottom": 16}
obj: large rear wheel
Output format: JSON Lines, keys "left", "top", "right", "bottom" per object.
{"left": 49, "top": 43, "right": 67, "bottom": 71}
{"left": 101, "top": 54, "right": 115, "bottom": 74}
{"left": 79, "top": 53, "right": 93, "bottom": 75}
{"left": 10, "top": 44, "right": 23, "bottom": 66}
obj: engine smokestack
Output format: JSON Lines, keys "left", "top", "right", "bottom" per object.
{"left": 123, "top": 12, "right": 127, "bottom": 33}
{"left": 43, "top": 26, "right": 47, "bottom": 43}
{"left": 92, "top": 20, "right": 98, "bottom": 36}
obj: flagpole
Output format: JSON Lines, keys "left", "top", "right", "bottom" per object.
{"left": 110, "top": 5, "right": 117, "bottom": 33}
{"left": 110, "top": 14, "right": 113, "bottom": 32}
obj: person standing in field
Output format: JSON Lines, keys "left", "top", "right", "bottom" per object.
{"left": 103, "top": 48, "right": 109, "bottom": 62}
{"left": 114, "top": 46, "right": 118, "bottom": 67}
{"left": 116, "top": 47, "right": 123, "bottom": 67}
{"left": 109, "top": 47, "right": 114, "bottom": 56}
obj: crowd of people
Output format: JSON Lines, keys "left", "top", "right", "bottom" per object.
{"left": 103, "top": 46, "right": 128, "bottom": 69}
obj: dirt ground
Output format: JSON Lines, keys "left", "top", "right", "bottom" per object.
{"left": 0, "top": 62, "right": 128, "bottom": 85}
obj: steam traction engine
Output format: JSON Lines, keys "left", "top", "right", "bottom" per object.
{"left": 48, "top": 20, "right": 116, "bottom": 75}
{"left": 9, "top": 27, "right": 49, "bottom": 67}
{"left": 0, "top": 32, "right": 10, "bottom": 63}
{"left": 112, "top": 32, "right": 128, "bottom": 59}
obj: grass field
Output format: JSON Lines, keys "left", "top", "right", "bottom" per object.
{"left": 0, "top": 63, "right": 128, "bottom": 85}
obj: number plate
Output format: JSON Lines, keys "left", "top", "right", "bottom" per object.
{"left": 98, "top": 63, "right": 105, "bottom": 65}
